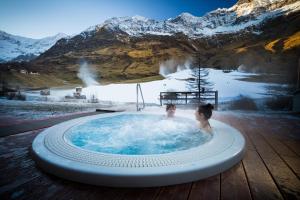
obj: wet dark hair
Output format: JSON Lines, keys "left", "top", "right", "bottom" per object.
{"left": 166, "top": 104, "right": 176, "bottom": 111}
{"left": 197, "top": 103, "right": 214, "bottom": 120}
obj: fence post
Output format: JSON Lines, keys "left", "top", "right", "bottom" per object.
{"left": 136, "top": 84, "right": 139, "bottom": 111}
{"left": 215, "top": 91, "right": 218, "bottom": 110}
{"left": 185, "top": 93, "right": 187, "bottom": 104}
{"left": 160, "top": 93, "right": 162, "bottom": 106}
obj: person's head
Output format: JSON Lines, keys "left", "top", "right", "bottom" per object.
{"left": 166, "top": 104, "right": 176, "bottom": 117}
{"left": 195, "top": 103, "right": 214, "bottom": 122}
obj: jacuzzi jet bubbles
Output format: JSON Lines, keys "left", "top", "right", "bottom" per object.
{"left": 66, "top": 114, "right": 212, "bottom": 155}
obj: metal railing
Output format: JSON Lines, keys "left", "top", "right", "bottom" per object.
{"left": 159, "top": 91, "right": 218, "bottom": 110}
{"left": 136, "top": 83, "right": 145, "bottom": 111}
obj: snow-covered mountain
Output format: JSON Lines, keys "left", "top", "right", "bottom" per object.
{"left": 2, "top": 0, "right": 298, "bottom": 63}
{"left": 1, "top": 0, "right": 299, "bottom": 88}
{"left": 79, "top": 0, "right": 299, "bottom": 38}
{"left": 0, "top": 31, "right": 67, "bottom": 62}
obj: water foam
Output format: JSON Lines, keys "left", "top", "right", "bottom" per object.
{"left": 67, "top": 114, "right": 212, "bottom": 155}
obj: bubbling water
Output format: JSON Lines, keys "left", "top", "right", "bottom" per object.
{"left": 66, "top": 114, "right": 212, "bottom": 155}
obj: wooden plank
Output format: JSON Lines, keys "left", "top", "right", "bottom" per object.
{"left": 188, "top": 175, "right": 220, "bottom": 200}
{"left": 221, "top": 162, "right": 252, "bottom": 200}
{"left": 155, "top": 183, "right": 192, "bottom": 200}
{"left": 243, "top": 149, "right": 284, "bottom": 200}
{"left": 212, "top": 114, "right": 256, "bottom": 151}
{"left": 0, "top": 111, "right": 113, "bottom": 137}
{"left": 208, "top": 112, "right": 300, "bottom": 199}
{"left": 260, "top": 134, "right": 298, "bottom": 157}
{"left": 256, "top": 117, "right": 300, "bottom": 157}
{"left": 122, "top": 187, "right": 161, "bottom": 200}
{"left": 263, "top": 117, "right": 300, "bottom": 140}
{"left": 280, "top": 156, "right": 300, "bottom": 179}
{"left": 246, "top": 127, "right": 300, "bottom": 199}
{"left": 0, "top": 131, "right": 43, "bottom": 188}
{"left": 56, "top": 184, "right": 128, "bottom": 200}
{"left": 88, "top": 187, "right": 128, "bottom": 200}
{"left": 257, "top": 127, "right": 300, "bottom": 179}
{"left": 282, "top": 140, "right": 300, "bottom": 157}
{"left": 0, "top": 130, "right": 39, "bottom": 153}
{"left": 0, "top": 152, "right": 42, "bottom": 186}
{"left": 0, "top": 174, "right": 62, "bottom": 200}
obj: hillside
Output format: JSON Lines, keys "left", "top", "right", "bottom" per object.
{"left": 0, "top": 0, "right": 299, "bottom": 88}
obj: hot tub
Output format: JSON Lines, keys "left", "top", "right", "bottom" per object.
{"left": 32, "top": 112, "right": 245, "bottom": 187}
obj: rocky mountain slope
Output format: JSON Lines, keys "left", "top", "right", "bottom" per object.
{"left": 1, "top": 0, "right": 299, "bottom": 88}
{"left": 76, "top": 0, "right": 299, "bottom": 38}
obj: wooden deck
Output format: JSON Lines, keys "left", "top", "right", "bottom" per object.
{"left": 0, "top": 109, "right": 118, "bottom": 137}
{"left": 0, "top": 112, "right": 300, "bottom": 200}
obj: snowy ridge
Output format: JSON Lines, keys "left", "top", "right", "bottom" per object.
{"left": 1, "top": 0, "right": 298, "bottom": 62}
{"left": 0, "top": 31, "right": 67, "bottom": 62}
{"left": 79, "top": 0, "right": 299, "bottom": 38}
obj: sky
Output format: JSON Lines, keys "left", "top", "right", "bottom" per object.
{"left": 0, "top": 0, "right": 237, "bottom": 39}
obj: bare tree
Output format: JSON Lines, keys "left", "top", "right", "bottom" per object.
{"left": 187, "top": 55, "right": 213, "bottom": 103}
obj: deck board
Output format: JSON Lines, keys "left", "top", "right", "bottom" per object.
{"left": 155, "top": 183, "right": 192, "bottom": 200}
{"left": 282, "top": 140, "right": 300, "bottom": 157}
{"left": 0, "top": 110, "right": 117, "bottom": 137}
{"left": 243, "top": 149, "right": 284, "bottom": 200}
{"left": 0, "top": 112, "right": 299, "bottom": 200}
{"left": 188, "top": 175, "right": 220, "bottom": 200}
{"left": 257, "top": 124, "right": 300, "bottom": 179}
{"left": 213, "top": 113, "right": 256, "bottom": 151}
{"left": 221, "top": 162, "right": 252, "bottom": 200}
{"left": 122, "top": 187, "right": 161, "bottom": 200}
{"left": 281, "top": 156, "right": 300, "bottom": 179}
{"left": 245, "top": 123, "right": 300, "bottom": 199}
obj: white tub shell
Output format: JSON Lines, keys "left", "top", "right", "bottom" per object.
{"left": 32, "top": 112, "right": 245, "bottom": 187}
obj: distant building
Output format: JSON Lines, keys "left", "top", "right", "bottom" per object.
{"left": 73, "top": 87, "right": 85, "bottom": 98}
{"left": 65, "top": 86, "right": 86, "bottom": 100}
{"left": 75, "top": 87, "right": 82, "bottom": 94}
{"left": 30, "top": 71, "right": 40, "bottom": 75}
{"left": 40, "top": 89, "right": 50, "bottom": 96}
{"left": 20, "top": 69, "right": 28, "bottom": 74}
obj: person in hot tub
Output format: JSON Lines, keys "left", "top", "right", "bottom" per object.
{"left": 195, "top": 103, "right": 214, "bottom": 133}
{"left": 166, "top": 104, "right": 176, "bottom": 118}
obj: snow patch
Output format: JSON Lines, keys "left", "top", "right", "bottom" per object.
{"left": 25, "top": 68, "right": 287, "bottom": 104}
{"left": 0, "top": 31, "right": 67, "bottom": 62}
